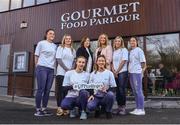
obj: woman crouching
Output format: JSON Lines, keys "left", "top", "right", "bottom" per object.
{"left": 60, "top": 56, "right": 90, "bottom": 120}
{"left": 87, "top": 55, "right": 117, "bottom": 119}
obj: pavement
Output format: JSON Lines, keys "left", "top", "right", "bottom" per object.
{"left": 0, "top": 95, "right": 180, "bottom": 109}
{"left": 0, "top": 95, "right": 180, "bottom": 124}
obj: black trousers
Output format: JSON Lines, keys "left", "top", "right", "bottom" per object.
{"left": 56, "top": 75, "right": 66, "bottom": 107}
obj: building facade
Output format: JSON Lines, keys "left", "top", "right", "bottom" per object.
{"left": 0, "top": 0, "right": 180, "bottom": 97}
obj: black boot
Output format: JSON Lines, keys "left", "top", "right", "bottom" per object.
{"left": 95, "top": 109, "right": 101, "bottom": 118}
{"left": 106, "top": 112, "right": 112, "bottom": 119}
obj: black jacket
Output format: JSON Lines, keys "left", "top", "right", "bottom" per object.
{"left": 76, "top": 46, "right": 93, "bottom": 71}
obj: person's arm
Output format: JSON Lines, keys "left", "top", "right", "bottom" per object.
{"left": 34, "top": 41, "right": 41, "bottom": 66}
{"left": 141, "top": 62, "right": 146, "bottom": 73}
{"left": 105, "top": 45, "right": 113, "bottom": 66}
{"left": 62, "top": 71, "right": 73, "bottom": 94}
{"left": 57, "top": 58, "right": 69, "bottom": 71}
{"left": 34, "top": 55, "right": 39, "bottom": 66}
{"left": 116, "top": 60, "right": 127, "bottom": 73}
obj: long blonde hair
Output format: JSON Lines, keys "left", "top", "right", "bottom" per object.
{"left": 98, "top": 33, "right": 109, "bottom": 47}
{"left": 60, "top": 34, "right": 75, "bottom": 54}
{"left": 113, "top": 36, "right": 125, "bottom": 50}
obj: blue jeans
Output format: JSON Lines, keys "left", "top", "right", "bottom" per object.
{"left": 129, "top": 73, "right": 144, "bottom": 109}
{"left": 87, "top": 91, "right": 115, "bottom": 112}
{"left": 35, "top": 66, "right": 54, "bottom": 109}
{"left": 116, "top": 71, "right": 128, "bottom": 106}
{"left": 61, "top": 90, "right": 89, "bottom": 111}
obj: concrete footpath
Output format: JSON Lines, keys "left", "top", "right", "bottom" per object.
{"left": 0, "top": 95, "right": 180, "bottom": 109}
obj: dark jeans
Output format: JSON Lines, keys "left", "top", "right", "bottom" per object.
{"left": 61, "top": 90, "right": 89, "bottom": 111}
{"left": 115, "top": 71, "right": 128, "bottom": 106}
{"left": 35, "top": 66, "right": 54, "bottom": 109}
{"left": 56, "top": 75, "right": 65, "bottom": 107}
{"left": 87, "top": 91, "right": 115, "bottom": 112}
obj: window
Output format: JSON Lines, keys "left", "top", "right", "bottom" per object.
{"left": 0, "top": 0, "right": 10, "bottom": 12}
{"left": 36, "top": 0, "right": 49, "bottom": 5}
{"left": 145, "top": 33, "right": 180, "bottom": 97}
{"left": 51, "top": 0, "right": 59, "bottom": 2}
{"left": 23, "top": 0, "right": 35, "bottom": 7}
{"left": 11, "top": 0, "right": 22, "bottom": 10}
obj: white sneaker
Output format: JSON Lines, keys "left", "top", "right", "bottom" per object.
{"left": 129, "top": 109, "right": 138, "bottom": 114}
{"left": 130, "top": 109, "right": 145, "bottom": 115}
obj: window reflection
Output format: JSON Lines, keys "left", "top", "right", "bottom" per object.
{"left": 23, "top": 0, "right": 35, "bottom": 7}
{"left": 11, "top": 0, "right": 22, "bottom": 10}
{"left": 146, "top": 33, "right": 180, "bottom": 97}
{"left": 37, "top": 0, "right": 49, "bottom": 5}
{"left": 0, "top": 0, "right": 9, "bottom": 12}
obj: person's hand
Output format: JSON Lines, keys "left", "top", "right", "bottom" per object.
{"left": 101, "top": 85, "right": 107, "bottom": 93}
{"left": 88, "top": 95, "right": 94, "bottom": 102}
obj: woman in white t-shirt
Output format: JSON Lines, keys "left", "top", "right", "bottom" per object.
{"left": 61, "top": 56, "right": 90, "bottom": 120}
{"left": 87, "top": 55, "right": 117, "bottom": 119}
{"left": 34, "top": 29, "right": 57, "bottom": 116}
{"left": 128, "top": 37, "right": 146, "bottom": 115}
{"left": 112, "top": 36, "right": 128, "bottom": 115}
{"left": 56, "top": 34, "right": 76, "bottom": 116}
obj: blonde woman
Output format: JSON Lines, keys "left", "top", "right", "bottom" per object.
{"left": 94, "top": 33, "right": 113, "bottom": 70}
{"left": 56, "top": 34, "right": 76, "bottom": 116}
{"left": 112, "top": 36, "right": 128, "bottom": 115}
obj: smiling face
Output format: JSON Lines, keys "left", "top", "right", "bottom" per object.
{"left": 130, "top": 37, "right": 138, "bottom": 48}
{"left": 76, "top": 57, "right": 86, "bottom": 71}
{"left": 96, "top": 56, "right": 106, "bottom": 70}
{"left": 64, "top": 35, "right": 72, "bottom": 46}
{"left": 99, "top": 34, "right": 107, "bottom": 46}
{"left": 114, "top": 38, "right": 122, "bottom": 49}
{"left": 46, "top": 30, "right": 55, "bottom": 42}
{"left": 84, "top": 38, "right": 90, "bottom": 48}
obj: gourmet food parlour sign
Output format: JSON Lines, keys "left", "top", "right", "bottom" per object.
{"left": 60, "top": 1, "right": 140, "bottom": 30}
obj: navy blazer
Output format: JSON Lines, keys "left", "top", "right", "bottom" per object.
{"left": 76, "top": 46, "right": 93, "bottom": 71}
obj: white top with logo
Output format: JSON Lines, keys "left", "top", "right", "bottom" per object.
{"left": 89, "top": 69, "right": 117, "bottom": 89}
{"left": 128, "top": 47, "right": 146, "bottom": 73}
{"left": 63, "top": 70, "right": 90, "bottom": 97}
{"left": 35, "top": 40, "right": 57, "bottom": 69}
{"left": 56, "top": 46, "right": 76, "bottom": 76}
{"left": 113, "top": 48, "right": 128, "bottom": 73}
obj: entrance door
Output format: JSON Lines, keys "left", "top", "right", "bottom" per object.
{"left": 0, "top": 44, "right": 10, "bottom": 95}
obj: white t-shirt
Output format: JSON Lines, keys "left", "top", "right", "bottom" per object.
{"left": 56, "top": 46, "right": 76, "bottom": 76}
{"left": 128, "top": 47, "right": 146, "bottom": 73}
{"left": 86, "top": 48, "right": 93, "bottom": 73}
{"left": 113, "top": 48, "right": 128, "bottom": 73}
{"left": 35, "top": 40, "right": 57, "bottom": 69}
{"left": 89, "top": 69, "right": 116, "bottom": 90}
{"left": 63, "top": 70, "right": 90, "bottom": 97}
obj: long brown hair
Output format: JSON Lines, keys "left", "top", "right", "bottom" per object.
{"left": 94, "top": 55, "right": 107, "bottom": 74}
{"left": 81, "top": 36, "right": 90, "bottom": 48}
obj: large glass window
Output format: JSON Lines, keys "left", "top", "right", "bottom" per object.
{"left": 11, "top": 0, "right": 22, "bottom": 10}
{"left": 36, "top": 0, "right": 49, "bottom": 5}
{"left": 23, "top": 0, "right": 35, "bottom": 7}
{"left": 146, "top": 33, "right": 180, "bottom": 97}
{"left": 51, "top": 0, "right": 59, "bottom": 1}
{"left": 0, "top": 0, "right": 10, "bottom": 12}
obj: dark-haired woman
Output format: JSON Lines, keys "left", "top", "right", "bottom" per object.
{"left": 128, "top": 37, "right": 146, "bottom": 115}
{"left": 76, "top": 36, "right": 93, "bottom": 73}
{"left": 87, "top": 55, "right": 116, "bottom": 119}
{"left": 34, "top": 29, "right": 57, "bottom": 116}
